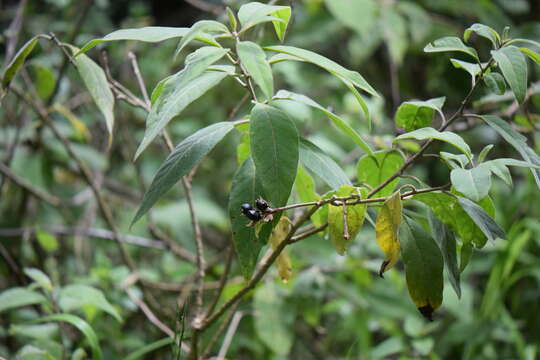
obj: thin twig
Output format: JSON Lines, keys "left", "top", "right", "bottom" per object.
{"left": 0, "top": 162, "right": 62, "bottom": 206}
{"left": 205, "top": 245, "right": 234, "bottom": 317}
{"left": 216, "top": 311, "right": 244, "bottom": 360}
{"left": 201, "top": 302, "right": 241, "bottom": 359}
{"left": 128, "top": 51, "right": 151, "bottom": 106}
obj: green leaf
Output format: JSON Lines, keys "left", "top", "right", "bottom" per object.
{"left": 381, "top": 8, "right": 408, "bottom": 66}
{"left": 478, "top": 144, "right": 494, "bottom": 164}
{"left": 464, "top": 23, "right": 500, "bottom": 48}
{"left": 229, "top": 158, "right": 269, "bottom": 278}
{"left": 460, "top": 242, "right": 473, "bottom": 272}
{"left": 450, "top": 59, "right": 482, "bottom": 85}
{"left": 23, "top": 268, "right": 53, "bottom": 292}
{"left": 357, "top": 150, "right": 405, "bottom": 197}
{"left": 0, "top": 287, "right": 47, "bottom": 313}
{"left": 328, "top": 186, "right": 368, "bottom": 255}
{"left": 174, "top": 20, "right": 229, "bottom": 58}
{"left": 375, "top": 191, "right": 403, "bottom": 276}
{"left": 428, "top": 212, "right": 460, "bottom": 298}
{"left": 395, "top": 97, "right": 446, "bottom": 132}
{"left": 135, "top": 47, "right": 229, "bottom": 159}
{"left": 68, "top": 46, "right": 115, "bottom": 143}
{"left": 273, "top": 90, "right": 374, "bottom": 155}
{"left": 2, "top": 36, "right": 39, "bottom": 89}
{"left": 479, "top": 158, "right": 540, "bottom": 187}
{"left": 440, "top": 151, "right": 470, "bottom": 169}
{"left": 125, "top": 337, "right": 174, "bottom": 360}
{"left": 250, "top": 104, "right": 299, "bottom": 207}
{"left": 400, "top": 217, "right": 444, "bottom": 321}
{"left": 479, "top": 115, "right": 540, "bottom": 189}
{"left": 132, "top": 122, "right": 234, "bottom": 225}
{"left": 32, "top": 314, "right": 102, "bottom": 360}
{"left": 483, "top": 72, "right": 507, "bottom": 95}
{"left": 450, "top": 166, "right": 492, "bottom": 202}
{"left": 76, "top": 27, "right": 189, "bottom": 55}
{"left": 237, "top": 41, "right": 274, "bottom": 100}
{"left": 36, "top": 230, "right": 59, "bottom": 252}
{"left": 424, "top": 36, "right": 479, "bottom": 61}
{"left": 254, "top": 281, "right": 293, "bottom": 355}
{"left": 457, "top": 196, "right": 505, "bottom": 242}
{"left": 394, "top": 127, "right": 471, "bottom": 159}
{"left": 414, "top": 192, "right": 492, "bottom": 248}
{"left": 265, "top": 45, "right": 378, "bottom": 97}
{"left": 491, "top": 46, "right": 528, "bottom": 103}
{"left": 226, "top": 7, "right": 238, "bottom": 32}
{"left": 324, "top": 0, "right": 377, "bottom": 35}
{"left": 299, "top": 138, "right": 351, "bottom": 189}
{"left": 58, "top": 284, "right": 122, "bottom": 322}
{"left": 17, "top": 345, "right": 55, "bottom": 360}
{"left": 519, "top": 47, "right": 540, "bottom": 66}
{"left": 237, "top": 2, "right": 291, "bottom": 39}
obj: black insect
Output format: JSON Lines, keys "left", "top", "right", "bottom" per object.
{"left": 245, "top": 209, "right": 262, "bottom": 221}
{"left": 255, "top": 199, "right": 269, "bottom": 211}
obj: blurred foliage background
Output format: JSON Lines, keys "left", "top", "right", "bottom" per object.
{"left": 1, "top": 0, "right": 540, "bottom": 359}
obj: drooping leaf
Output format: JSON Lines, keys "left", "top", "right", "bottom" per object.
{"left": 457, "top": 197, "right": 505, "bottom": 242}
{"left": 483, "top": 72, "right": 507, "bottom": 95}
{"left": 237, "top": 41, "right": 274, "bottom": 100}
{"left": 357, "top": 150, "right": 405, "bottom": 197}
{"left": 0, "top": 287, "right": 47, "bottom": 313}
{"left": 414, "top": 192, "right": 493, "bottom": 248}
{"left": 394, "top": 127, "right": 472, "bottom": 159}
{"left": 253, "top": 281, "right": 293, "bottom": 355}
{"left": 76, "top": 27, "right": 189, "bottom": 55}
{"left": 32, "top": 314, "right": 102, "bottom": 360}
{"left": 327, "top": 186, "right": 368, "bottom": 255}
{"left": 459, "top": 242, "right": 474, "bottom": 272}
{"left": 237, "top": 2, "right": 291, "bottom": 40}
{"left": 337, "top": 74, "right": 371, "bottom": 124}
{"left": 428, "top": 212, "right": 460, "bottom": 298}
{"left": 69, "top": 46, "right": 115, "bottom": 143}
{"left": 424, "top": 36, "right": 479, "bottom": 61}
{"left": 265, "top": 45, "right": 378, "bottom": 97}
{"left": 375, "top": 191, "right": 403, "bottom": 276}
{"left": 480, "top": 115, "right": 540, "bottom": 189}
{"left": 491, "top": 46, "right": 528, "bottom": 103}
{"left": 395, "top": 97, "right": 446, "bottom": 132}
{"left": 450, "top": 166, "right": 492, "bottom": 202}
{"left": 2, "top": 36, "right": 39, "bottom": 89}
{"left": 58, "top": 284, "right": 122, "bottom": 322}
{"left": 269, "top": 217, "right": 293, "bottom": 282}
{"left": 519, "top": 47, "right": 540, "bottom": 66}
{"left": 135, "top": 47, "right": 230, "bottom": 158}
{"left": 250, "top": 104, "right": 299, "bottom": 207}
{"left": 479, "top": 158, "right": 540, "bottom": 187}
{"left": 229, "top": 158, "right": 268, "bottom": 279}
{"left": 450, "top": 59, "right": 482, "bottom": 85}
{"left": 400, "top": 217, "right": 444, "bottom": 321}
{"left": 464, "top": 23, "right": 500, "bottom": 48}
{"left": 174, "top": 20, "right": 229, "bottom": 58}
{"left": 132, "top": 122, "right": 234, "bottom": 225}
{"left": 299, "top": 138, "right": 351, "bottom": 189}
{"left": 23, "top": 268, "right": 53, "bottom": 292}
{"left": 273, "top": 90, "right": 374, "bottom": 155}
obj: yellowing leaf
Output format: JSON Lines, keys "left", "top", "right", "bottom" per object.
{"left": 269, "top": 217, "right": 293, "bottom": 282}
{"left": 327, "top": 186, "right": 368, "bottom": 255}
{"left": 375, "top": 191, "right": 403, "bottom": 276}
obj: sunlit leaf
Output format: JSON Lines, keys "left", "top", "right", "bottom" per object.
{"left": 59, "top": 284, "right": 122, "bottom": 322}
{"left": 450, "top": 166, "right": 492, "bottom": 202}
{"left": 23, "top": 268, "right": 53, "bottom": 292}
{"left": 519, "top": 47, "right": 540, "bottom": 66}
{"left": 174, "top": 20, "right": 229, "bottom": 58}
{"left": 375, "top": 191, "right": 403, "bottom": 276}
{"left": 238, "top": 2, "right": 291, "bottom": 40}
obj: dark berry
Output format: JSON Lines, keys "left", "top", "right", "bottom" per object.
{"left": 245, "top": 209, "right": 262, "bottom": 221}
{"left": 240, "top": 203, "right": 252, "bottom": 214}
{"left": 255, "top": 199, "right": 269, "bottom": 211}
